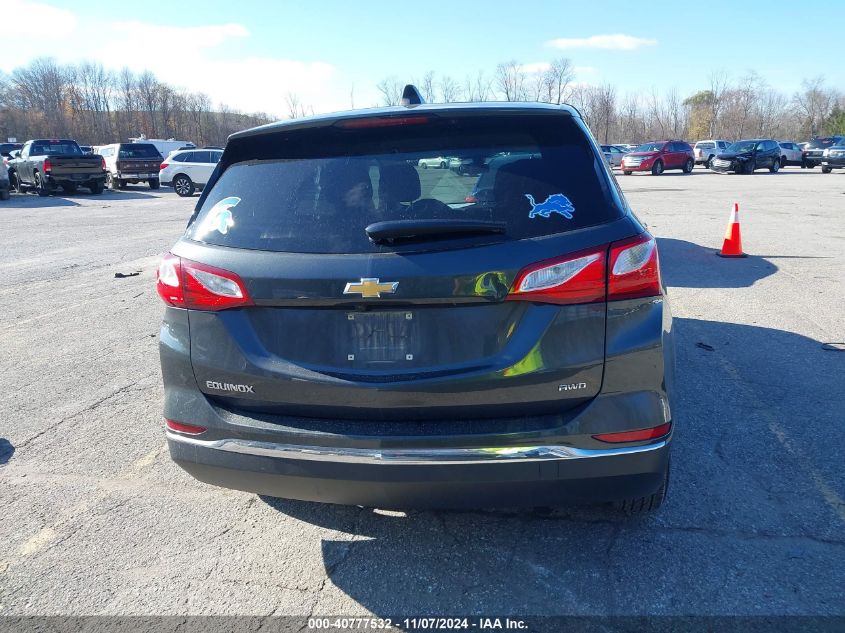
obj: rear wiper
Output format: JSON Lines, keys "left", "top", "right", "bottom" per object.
{"left": 365, "top": 219, "right": 506, "bottom": 244}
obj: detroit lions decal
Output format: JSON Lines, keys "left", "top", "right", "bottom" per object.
{"left": 525, "top": 193, "right": 575, "bottom": 219}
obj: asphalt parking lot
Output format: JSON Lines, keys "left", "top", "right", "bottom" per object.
{"left": 0, "top": 166, "right": 843, "bottom": 618}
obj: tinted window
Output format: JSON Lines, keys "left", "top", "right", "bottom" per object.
{"left": 118, "top": 144, "right": 162, "bottom": 159}
{"left": 696, "top": 142, "right": 715, "bottom": 149}
{"left": 29, "top": 141, "right": 82, "bottom": 156}
{"left": 189, "top": 113, "right": 621, "bottom": 254}
{"left": 190, "top": 151, "right": 211, "bottom": 163}
{"left": 170, "top": 152, "right": 189, "bottom": 162}
{"left": 634, "top": 142, "right": 665, "bottom": 152}
{"left": 806, "top": 138, "right": 838, "bottom": 149}
{"left": 213, "top": 151, "right": 223, "bottom": 162}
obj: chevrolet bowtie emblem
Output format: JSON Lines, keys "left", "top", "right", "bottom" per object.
{"left": 343, "top": 278, "right": 399, "bottom": 298}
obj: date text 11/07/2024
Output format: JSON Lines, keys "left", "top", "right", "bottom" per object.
{"left": 306, "top": 617, "right": 529, "bottom": 630}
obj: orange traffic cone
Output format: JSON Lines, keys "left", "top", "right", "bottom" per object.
{"left": 717, "top": 203, "right": 747, "bottom": 258}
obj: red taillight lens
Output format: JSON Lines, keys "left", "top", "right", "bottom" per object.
{"left": 159, "top": 162, "right": 168, "bottom": 170}
{"left": 165, "top": 419, "right": 207, "bottom": 435}
{"left": 337, "top": 115, "right": 430, "bottom": 129}
{"left": 43, "top": 158, "right": 52, "bottom": 173}
{"left": 156, "top": 253, "right": 253, "bottom": 311}
{"left": 607, "top": 234, "right": 661, "bottom": 301}
{"left": 506, "top": 246, "right": 607, "bottom": 305}
{"left": 101, "top": 157, "right": 106, "bottom": 170}
{"left": 464, "top": 195, "right": 478, "bottom": 203}
{"left": 593, "top": 422, "right": 671, "bottom": 443}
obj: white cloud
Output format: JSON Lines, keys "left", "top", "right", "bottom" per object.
{"left": 109, "top": 21, "right": 250, "bottom": 48}
{"left": 519, "top": 62, "right": 552, "bottom": 74}
{"left": 546, "top": 34, "right": 657, "bottom": 51}
{"left": 5, "top": 0, "right": 78, "bottom": 35}
{"left": 0, "top": 3, "right": 344, "bottom": 119}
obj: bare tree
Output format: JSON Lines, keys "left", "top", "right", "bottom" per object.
{"left": 589, "top": 84, "right": 617, "bottom": 143}
{"left": 419, "top": 71, "right": 436, "bottom": 103}
{"left": 285, "top": 92, "right": 313, "bottom": 119}
{"left": 544, "top": 57, "right": 575, "bottom": 104}
{"left": 494, "top": 61, "right": 527, "bottom": 102}
{"left": 463, "top": 71, "right": 491, "bottom": 102}
{"left": 794, "top": 76, "right": 837, "bottom": 137}
{"left": 376, "top": 76, "right": 403, "bottom": 106}
{"left": 707, "top": 70, "right": 730, "bottom": 138}
{"left": 439, "top": 76, "right": 461, "bottom": 103}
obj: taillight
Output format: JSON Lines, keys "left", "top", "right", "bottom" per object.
{"left": 43, "top": 158, "right": 52, "bottom": 173}
{"left": 165, "top": 419, "right": 207, "bottom": 435}
{"left": 464, "top": 194, "right": 477, "bottom": 203}
{"left": 505, "top": 233, "right": 661, "bottom": 306}
{"left": 159, "top": 162, "right": 168, "bottom": 170}
{"left": 607, "top": 234, "right": 661, "bottom": 301}
{"left": 156, "top": 253, "right": 253, "bottom": 311}
{"left": 593, "top": 422, "right": 671, "bottom": 443}
{"left": 506, "top": 246, "right": 607, "bottom": 305}
{"left": 336, "top": 115, "right": 430, "bottom": 129}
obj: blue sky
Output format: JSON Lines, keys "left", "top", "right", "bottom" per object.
{"left": 5, "top": 0, "right": 843, "bottom": 117}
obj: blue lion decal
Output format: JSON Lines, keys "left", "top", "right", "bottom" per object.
{"left": 525, "top": 193, "right": 575, "bottom": 219}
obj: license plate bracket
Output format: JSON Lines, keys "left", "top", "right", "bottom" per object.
{"left": 346, "top": 311, "right": 418, "bottom": 364}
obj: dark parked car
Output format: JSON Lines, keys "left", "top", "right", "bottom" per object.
{"left": 821, "top": 142, "right": 845, "bottom": 173}
{"left": 157, "top": 98, "right": 675, "bottom": 512}
{"left": 620, "top": 140, "right": 694, "bottom": 175}
{"left": 0, "top": 142, "right": 23, "bottom": 158}
{"left": 802, "top": 136, "right": 845, "bottom": 168}
{"left": 8, "top": 139, "right": 106, "bottom": 195}
{"left": 710, "top": 139, "right": 782, "bottom": 174}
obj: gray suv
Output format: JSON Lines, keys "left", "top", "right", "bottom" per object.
{"left": 157, "top": 97, "right": 675, "bottom": 512}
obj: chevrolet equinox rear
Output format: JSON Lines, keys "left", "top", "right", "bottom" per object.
{"left": 157, "top": 99, "right": 675, "bottom": 512}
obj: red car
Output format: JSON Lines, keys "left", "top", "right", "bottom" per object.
{"left": 620, "top": 140, "right": 695, "bottom": 175}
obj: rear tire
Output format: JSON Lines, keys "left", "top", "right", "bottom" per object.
{"left": 173, "top": 174, "right": 195, "bottom": 197}
{"left": 707, "top": 155, "right": 714, "bottom": 169}
{"left": 770, "top": 159, "right": 780, "bottom": 173}
{"left": 651, "top": 160, "right": 664, "bottom": 175}
{"left": 148, "top": 178, "right": 160, "bottom": 189}
{"left": 34, "top": 172, "right": 50, "bottom": 196}
{"left": 89, "top": 181, "right": 104, "bottom": 195}
{"left": 439, "top": 161, "right": 446, "bottom": 169}
{"left": 10, "top": 172, "right": 24, "bottom": 193}
{"left": 421, "top": 163, "right": 428, "bottom": 170}
{"left": 615, "top": 459, "right": 670, "bottom": 515}
{"left": 683, "top": 158, "right": 694, "bottom": 174}
{"left": 107, "top": 173, "right": 119, "bottom": 191}
{"left": 623, "top": 170, "right": 632, "bottom": 176}
{"left": 821, "top": 165, "right": 833, "bottom": 174}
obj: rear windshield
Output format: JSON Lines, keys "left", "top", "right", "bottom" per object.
{"left": 806, "top": 137, "right": 841, "bottom": 149}
{"left": 118, "top": 144, "right": 162, "bottom": 159}
{"left": 696, "top": 142, "right": 715, "bottom": 149}
{"left": 188, "top": 113, "right": 622, "bottom": 254}
{"left": 30, "top": 141, "right": 82, "bottom": 156}
{"left": 634, "top": 142, "right": 664, "bottom": 152}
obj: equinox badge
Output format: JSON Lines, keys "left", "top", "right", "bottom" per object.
{"left": 343, "top": 278, "right": 398, "bottom": 298}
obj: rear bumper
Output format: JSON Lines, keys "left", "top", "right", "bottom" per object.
{"left": 821, "top": 158, "right": 845, "bottom": 167}
{"left": 44, "top": 173, "right": 106, "bottom": 186}
{"left": 167, "top": 432, "right": 671, "bottom": 508}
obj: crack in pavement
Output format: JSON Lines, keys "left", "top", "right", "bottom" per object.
{"left": 13, "top": 377, "right": 157, "bottom": 451}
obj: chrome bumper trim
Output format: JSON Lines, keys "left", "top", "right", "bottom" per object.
{"left": 166, "top": 432, "right": 667, "bottom": 465}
